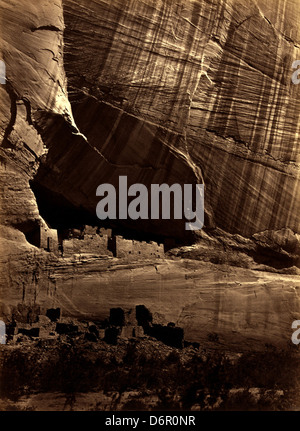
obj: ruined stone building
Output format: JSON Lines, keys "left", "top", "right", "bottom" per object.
{"left": 26, "top": 220, "right": 58, "bottom": 256}
{"left": 61, "top": 226, "right": 113, "bottom": 257}
{"left": 108, "top": 235, "right": 164, "bottom": 259}
{"left": 27, "top": 222, "right": 165, "bottom": 260}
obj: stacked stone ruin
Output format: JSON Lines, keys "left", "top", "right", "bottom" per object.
{"left": 32, "top": 224, "right": 165, "bottom": 260}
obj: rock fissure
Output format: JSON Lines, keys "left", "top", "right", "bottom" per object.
{"left": 30, "top": 25, "right": 62, "bottom": 33}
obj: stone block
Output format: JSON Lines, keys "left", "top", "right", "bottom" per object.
{"left": 46, "top": 308, "right": 61, "bottom": 322}
{"left": 55, "top": 322, "right": 78, "bottom": 335}
{"left": 18, "top": 327, "right": 40, "bottom": 338}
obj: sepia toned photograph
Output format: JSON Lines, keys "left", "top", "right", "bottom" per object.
{"left": 0, "top": 0, "right": 299, "bottom": 415}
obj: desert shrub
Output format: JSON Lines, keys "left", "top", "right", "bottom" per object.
{"left": 121, "top": 398, "right": 147, "bottom": 411}
{"left": 1, "top": 339, "right": 299, "bottom": 411}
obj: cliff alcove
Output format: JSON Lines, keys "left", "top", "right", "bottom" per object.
{"left": 0, "top": 0, "right": 299, "bottom": 365}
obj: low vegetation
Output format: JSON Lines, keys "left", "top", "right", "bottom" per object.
{"left": 0, "top": 336, "right": 299, "bottom": 411}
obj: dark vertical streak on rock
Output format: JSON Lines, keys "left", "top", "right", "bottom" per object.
{"left": 23, "top": 98, "right": 33, "bottom": 125}
{"left": 2, "top": 83, "right": 17, "bottom": 147}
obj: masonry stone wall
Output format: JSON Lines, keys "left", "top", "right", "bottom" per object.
{"left": 61, "top": 226, "right": 164, "bottom": 259}
{"left": 63, "top": 233, "right": 112, "bottom": 257}
{"left": 109, "top": 236, "right": 164, "bottom": 259}
{"left": 40, "top": 223, "right": 58, "bottom": 255}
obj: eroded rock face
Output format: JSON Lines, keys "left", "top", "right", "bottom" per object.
{"left": 1, "top": 258, "right": 299, "bottom": 351}
{"left": 0, "top": 0, "right": 73, "bottom": 244}
{"left": 46, "top": 0, "right": 300, "bottom": 237}
{"left": 0, "top": 1, "right": 300, "bottom": 350}
{"left": 0, "top": 0, "right": 299, "bottom": 242}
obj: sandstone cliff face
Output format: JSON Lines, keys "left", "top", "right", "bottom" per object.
{"left": 0, "top": 0, "right": 72, "bottom": 244}
{"left": 42, "top": 0, "right": 300, "bottom": 238}
{"left": 0, "top": 1, "right": 300, "bottom": 351}
{"left": 1, "top": 0, "right": 299, "bottom": 241}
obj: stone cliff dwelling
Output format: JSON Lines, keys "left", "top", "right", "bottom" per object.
{"left": 108, "top": 235, "right": 164, "bottom": 259}
{"left": 30, "top": 223, "right": 166, "bottom": 260}
{"left": 60, "top": 226, "right": 112, "bottom": 257}
{"left": 25, "top": 221, "right": 59, "bottom": 256}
